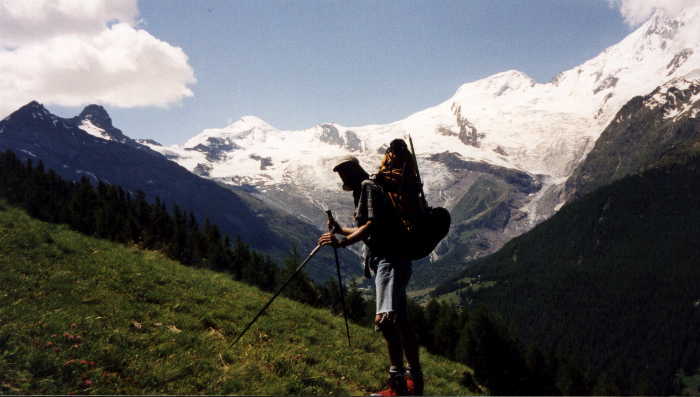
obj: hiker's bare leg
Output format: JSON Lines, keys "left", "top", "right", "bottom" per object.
{"left": 377, "top": 313, "right": 404, "bottom": 368}
{"left": 398, "top": 314, "right": 424, "bottom": 395}
{"left": 399, "top": 319, "right": 420, "bottom": 370}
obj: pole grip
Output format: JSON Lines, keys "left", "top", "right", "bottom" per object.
{"left": 326, "top": 210, "right": 334, "bottom": 231}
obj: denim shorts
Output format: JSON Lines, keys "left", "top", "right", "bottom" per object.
{"left": 373, "top": 256, "right": 412, "bottom": 317}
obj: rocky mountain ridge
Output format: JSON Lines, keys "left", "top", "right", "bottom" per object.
{"left": 566, "top": 69, "right": 700, "bottom": 200}
{"left": 137, "top": 8, "right": 700, "bottom": 287}
{"left": 0, "top": 101, "right": 360, "bottom": 281}
{"left": 138, "top": 7, "right": 700, "bottom": 287}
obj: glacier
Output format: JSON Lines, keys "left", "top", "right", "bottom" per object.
{"left": 142, "top": 6, "right": 700, "bottom": 275}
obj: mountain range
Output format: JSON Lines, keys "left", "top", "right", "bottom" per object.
{"left": 0, "top": 101, "right": 360, "bottom": 282}
{"left": 1, "top": 6, "right": 699, "bottom": 395}
{"left": 422, "top": 19, "right": 700, "bottom": 393}
{"left": 566, "top": 69, "right": 700, "bottom": 199}
{"left": 1, "top": 7, "right": 699, "bottom": 291}
{"left": 138, "top": 7, "right": 700, "bottom": 289}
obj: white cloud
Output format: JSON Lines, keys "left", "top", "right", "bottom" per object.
{"left": 0, "top": 0, "right": 139, "bottom": 48}
{"left": 0, "top": 0, "right": 195, "bottom": 117}
{"left": 608, "top": 0, "right": 700, "bottom": 26}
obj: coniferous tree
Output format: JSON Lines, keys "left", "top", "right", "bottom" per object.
{"left": 279, "top": 247, "right": 318, "bottom": 305}
{"left": 407, "top": 299, "right": 428, "bottom": 345}
{"left": 463, "top": 307, "right": 528, "bottom": 395}
{"left": 556, "top": 358, "right": 589, "bottom": 396}
{"left": 422, "top": 299, "right": 441, "bottom": 352}
{"left": 523, "top": 346, "right": 561, "bottom": 395}
{"left": 0, "top": 149, "right": 576, "bottom": 393}
{"left": 345, "top": 281, "right": 371, "bottom": 325}
{"left": 432, "top": 303, "right": 460, "bottom": 359}
{"left": 231, "top": 237, "right": 251, "bottom": 280}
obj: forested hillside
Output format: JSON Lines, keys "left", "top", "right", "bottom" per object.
{"left": 0, "top": 148, "right": 590, "bottom": 395}
{"left": 435, "top": 156, "right": 700, "bottom": 395}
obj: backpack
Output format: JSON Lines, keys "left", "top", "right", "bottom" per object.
{"left": 374, "top": 138, "right": 451, "bottom": 260}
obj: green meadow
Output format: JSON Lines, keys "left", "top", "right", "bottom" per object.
{"left": 0, "top": 202, "right": 474, "bottom": 395}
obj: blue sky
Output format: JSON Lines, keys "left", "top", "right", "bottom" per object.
{"left": 26, "top": 1, "right": 636, "bottom": 144}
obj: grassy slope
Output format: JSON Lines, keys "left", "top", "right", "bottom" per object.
{"left": 0, "top": 202, "right": 472, "bottom": 395}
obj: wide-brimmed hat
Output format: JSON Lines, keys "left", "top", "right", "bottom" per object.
{"left": 332, "top": 155, "right": 360, "bottom": 172}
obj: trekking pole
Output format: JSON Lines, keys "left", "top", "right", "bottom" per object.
{"left": 231, "top": 244, "right": 323, "bottom": 347}
{"left": 327, "top": 210, "right": 352, "bottom": 347}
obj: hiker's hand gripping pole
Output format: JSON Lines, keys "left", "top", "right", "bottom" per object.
{"left": 327, "top": 210, "right": 352, "bottom": 348}
{"left": 231, "top": 243, "right": 322, "bottom": 347}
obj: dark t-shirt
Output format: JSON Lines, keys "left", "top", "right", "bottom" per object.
{"left": 354, "top": 179, "right": 401, "bottom": 276}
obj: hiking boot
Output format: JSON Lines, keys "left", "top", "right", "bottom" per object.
{"left": 370, "top": 371, "right": 409, "bottom": 396}
{"left": 406, "top": 369, "right": 424, "bottom": 396}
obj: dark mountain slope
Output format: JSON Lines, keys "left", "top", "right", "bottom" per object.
{"left": 566, "top": 73, "right": 700, "bottom": 201}
{"left": 411, "top": 152, "right": 543, "bottom": 290}
{"left": 0, "top": 102, "right": 273, "bottom": 248}
{"left": 0, "top": 101, "right": 361, "bottom": 279}
{"left": 434, "top": 156, "right": 700, "bottom": 394}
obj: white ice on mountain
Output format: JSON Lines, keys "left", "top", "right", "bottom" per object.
{"left": 20, "top": 149, "right": 37, "bottom": 158}
{"left": 144, "top": 5, "right": 700, "bottom": 231}
{"left": 79, "top": 119, "right": 111, "bottom": 141}
{"left": 640, "top": 67, "right": 700, "bottom": 118}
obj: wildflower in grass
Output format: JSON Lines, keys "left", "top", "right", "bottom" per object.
{"left": 63, "top": 332, "right": 82, "bottom": 342}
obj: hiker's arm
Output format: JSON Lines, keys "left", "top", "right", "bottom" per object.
{"left": 332, "top": 224, "right": 356, "bottom": 236}
{"left": 319, "top": 220, "right": 372, "bottom": 248}
{"left": 336, "top": 226, "right": 355, "bottom": 236}
{"left": 328, "top": 218, "right": 354, "bottom": 236}
{"left": 342, "top": 220, "right": 371, "bottom": 246}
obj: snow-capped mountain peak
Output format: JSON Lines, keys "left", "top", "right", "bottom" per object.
{"left": 78, "top": 119, "right": 111, "bottom": 141}
{"left": 183, "top": 115, "right": 278, "bottom": 150}
{"left": 24, "top": 100, "right": 51, "bottom": 117}
{"left": 1, "top": 101, "right": 64, "bottom": 131}
{"left": 149, "top": 4, "right": 700, "bottom": 188}
{"left": 644, "top": 6, "right": 700, "bottom": 40}
{"left": 143, "top": 6, "right": 700, "bottom": 251}
{"left": 78, "top": 105, "right": 113, "bottom": 130}
{"left": 74, "top": 105, "right": 132, "bottom": 144}
{"left": 5, "top": 101, "right": 53, "bottom": 122}
{"left": 643, "top": 68, "right": 700, "bottom": 120}
{"left": 234, "top": 115, "right": 276, "bottom": 130}
{"left": 456, "top": 69, "right": 537, "bottom": 98}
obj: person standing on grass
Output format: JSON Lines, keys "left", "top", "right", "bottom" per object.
{"left": 318, "top": 144, "right": 423, "bottom": 396}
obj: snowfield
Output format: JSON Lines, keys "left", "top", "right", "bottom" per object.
{"left": 142, "top": 7, "right": 700, "bottom": 251}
